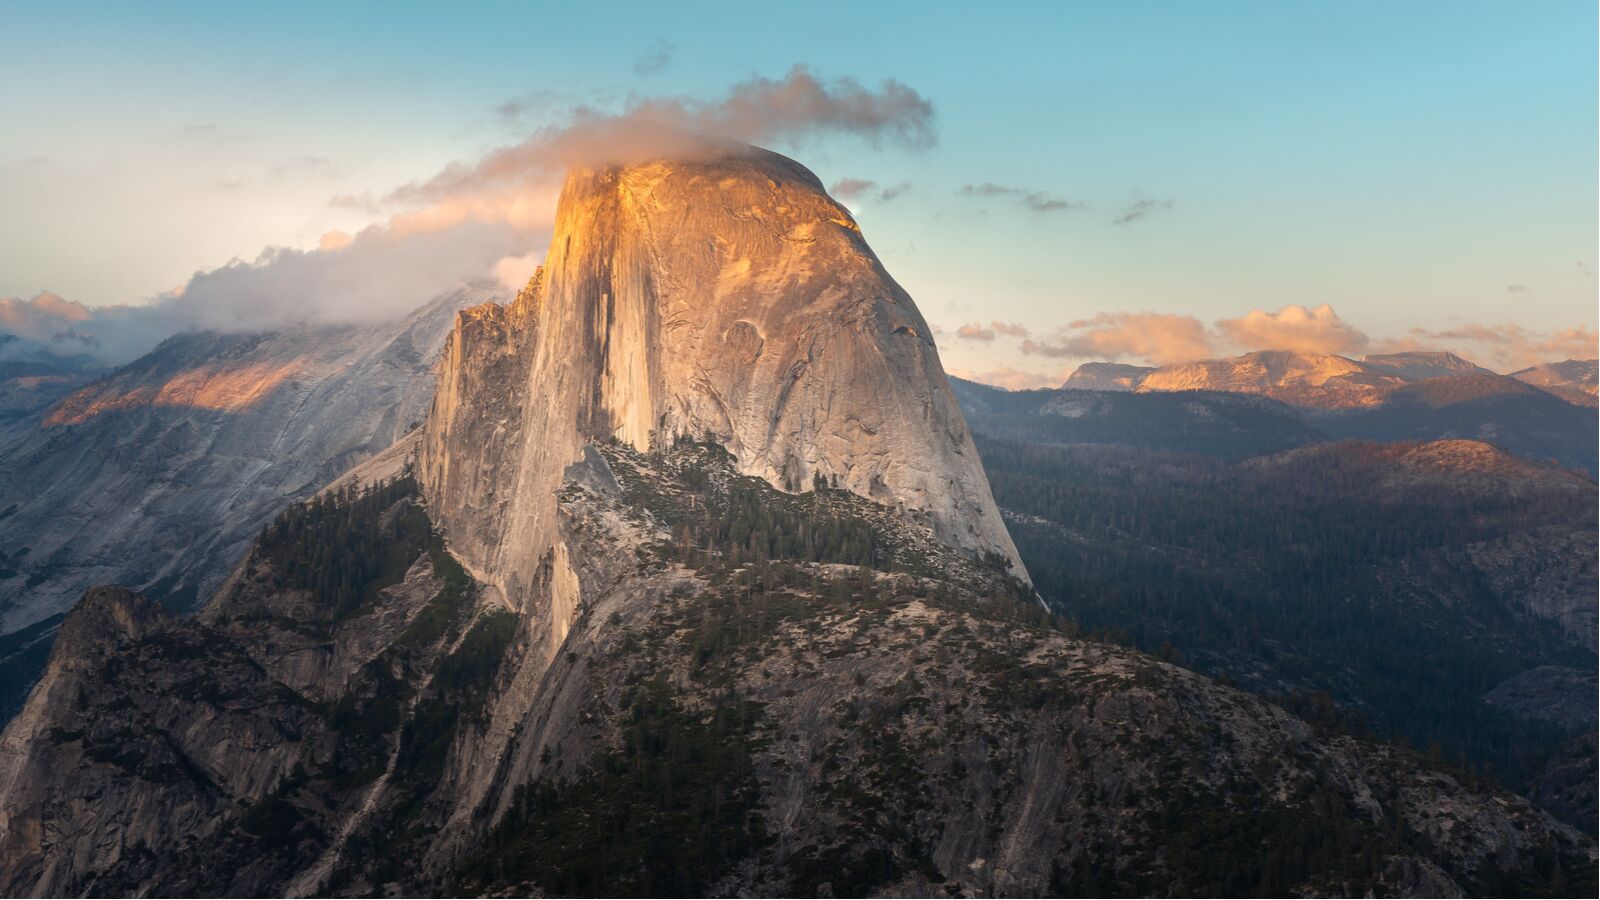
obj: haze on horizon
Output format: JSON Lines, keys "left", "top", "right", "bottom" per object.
{"left": 1, "top": 0, "right": 1594, "bottom": 387}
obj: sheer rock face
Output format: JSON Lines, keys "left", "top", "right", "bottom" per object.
{"left": 0, "top": 587, "right": 326, "bottom": 897}
{"left": 419, "top": 147, "right": 1024, "bottom": 609}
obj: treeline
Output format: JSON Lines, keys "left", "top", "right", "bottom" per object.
{"left": 258, "top": 477, "right": 433, "bottom": 622}
{"left": 663, "top": 473, "right": 881, "bottom": 570}
{"left": 457, "top": 679, "right": 768, "bottom": 896}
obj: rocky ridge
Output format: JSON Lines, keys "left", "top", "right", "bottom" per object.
{"left": 0, "top": 283, "right": 500, "bottom": 640}
{"left": 1511, "top": 358, "right": 1599, "bottom": 408}
{"left": 1135, "top": 350, "right": 1408, "bottom": 409}
{"left": 0, "top": 440, "right": 1592, "bottom": 896}
{"left": 1060, "top": 361, "right": 1152, "bottom": 391}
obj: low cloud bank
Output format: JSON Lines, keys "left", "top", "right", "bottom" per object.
{"left": 955, "top": 321, "right": 1031, "bottom": 343}
{"left": 947, "top": 365, "right": 1071, "bottom": 391}
{"left": 1379, "top": 323, "right": 1598, "bottom": 371}
{"left": 4, "top": 66, "right": 934, "bottom": 366}
{"left": 0, "top": 222, "right": 536, "bottom": 365}
{"left": 1022, "top": 312, "right": 1215, "bottom": 366}
{"left": 951, "top": 303, "right": 1596, "bottom": 389}
{"left": 1217, "top": 304, "right": 1368, "bottom": 356}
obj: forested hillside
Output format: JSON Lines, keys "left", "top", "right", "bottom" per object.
{"left": 976, "top": 435, "right": 1598, "bottom": 825}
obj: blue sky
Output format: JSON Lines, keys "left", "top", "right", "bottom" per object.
{"left": 2, "top": 0, "right": 1594, "bottom": 384}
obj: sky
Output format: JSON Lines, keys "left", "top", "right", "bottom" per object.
{"left": 1, "top": 0, "right": 1595, "bottom": 386}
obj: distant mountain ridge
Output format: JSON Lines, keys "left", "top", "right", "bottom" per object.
{"left": 950, "top": 377, "right": 1323, "bottom": 459}
{"left": 1060, "top": 361, "right": 1153, "bottom": 391}
{"left": 0, "top": 282, "right": 501, "bottom": 668}
{"left": 1042, "top": 350, "right": 1596, "bottom": 473}
{"left": 1363, "top": 350, "right": 1491, "bottom": 380}
{"left": 1134, "top": 350, "right": 1407, "bottom": 409}
{"left": 970, "top": 426, "right": 1597, "bottom": 825}
{"left": 0, "top": 333, "right": 107, "bottom": 423}
{"left": 1511, "top": 359, "right": 1599, "bottom": 408}
{"left": 1063, "top": 350, "right": 1593, "bottom": 410}
{"left": 1316, "top": 372, "right": 1598, "bottom": 475}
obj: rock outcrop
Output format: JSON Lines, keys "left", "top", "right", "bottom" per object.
{"left": 1486, "top": 666, "right": 1599, "bottom": 730}
{"left": 1364, "top": 350, "right": 1490, "bottom": 381}
{"left": 1061, "top": 361, "right": 1153, "bottom": 391}
{"left": 419, "top": 147, "right": 1023, "bottom": 616}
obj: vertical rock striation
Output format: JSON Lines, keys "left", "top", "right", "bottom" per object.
{"left": 419, "top": 145, "right": 1024, "bottom": 612}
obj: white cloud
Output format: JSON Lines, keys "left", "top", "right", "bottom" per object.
{"left": 1216, "top": 304, "right": 1368, "bottom": 356}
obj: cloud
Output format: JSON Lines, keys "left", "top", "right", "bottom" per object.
{"left": 1112, "top": 197, "right": 1172, "bottom": 225}
{"left": 830, "top": 178, "right": 913, "bottom": 205}
{"left": 0, "top": 291, "right": 171, "bottom": 363}
{"left": 318, "top": 230, "right": 355, "bottom": 251}
{"left": 954, "top": 320, "right": 1029, "bottom": 342}
{"left": 390, "top": 65, "right": 935, "bottom": 214}
{"left": 1215, "top": 304, "right": 1368, "bottom": 356}
{"left": 152, "top": 220, "right": 532, "bottom": 335}
{"left": 947, "top": 365, "right": 1072, "bottom": 391}
{"left": 876, "top": 181, "right": 912, "bottom": 202}
{"left": 0, "top": 291, "right": 93, "bottom": 337}
{"left": 1, "top": 220, "right": 538, "bottom": 366}
{"left": 1388, "top": 322, "right": 1600, "bottom": 370}
{"left": 1022, "top": 312, "right": 1214, "bottom": 365}
{"left": 291, "top": 66, "right": 932, "bottom": 320}
{"left": 633, "top": 39, "right": 674, "bottom": 76}
{"left": 957, "top": 182, "right": 1076, "bottom": 213}
{"left": 492, "top": 252, "right": 542, "bottom": 291}
{"left": 1505, "top": 284, "right": 1528, "bottom": 293}
{"left": 830, "top": 178, "right": 877, "bottom": 202}
{"left": 1014, "top": 303, "right": 1592, "bottom": 372}
{"left": 10, "top": 68, "right": 932, "bottom": 367}
{"left": 956, "top": 322, "right": 995, "bottom": 341}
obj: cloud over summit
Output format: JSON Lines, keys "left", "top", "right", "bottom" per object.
{"left": 1216, "top": 304, "right": 1368, "bottom": 356}
{"left": 947, "top": 301, "right": 1595, "bottom": 390}
{"left": 1021, "top": 312, "right": 1215, "bottom": 365}
{"left": 0, "top": 67, "right": 938, "bottom": 365}
{"left": 391, "top": 65, "right": 936, "bottom": 210}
